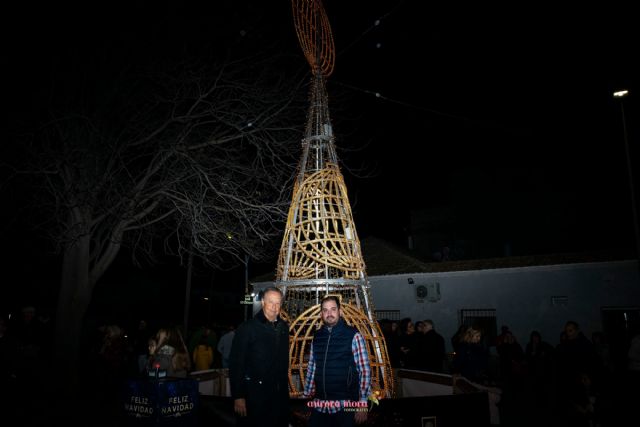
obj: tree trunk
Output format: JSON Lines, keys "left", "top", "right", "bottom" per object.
{"left": 54, "top": 227, "right": 92, "bottom": 390}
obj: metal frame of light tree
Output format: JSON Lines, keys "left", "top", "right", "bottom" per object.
{"left": 278, "top": 0, "right": 394, "bottom": 398}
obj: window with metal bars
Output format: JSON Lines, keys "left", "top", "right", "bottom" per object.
{"left": 375, "top": 310, "right": 401, "bottom": 321}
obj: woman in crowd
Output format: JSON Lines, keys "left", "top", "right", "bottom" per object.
{"left": 452, "top": 325, "right": 489, "bottom": 384}
{"left": 150, "top": 327, "right": 191, "bottom": 378}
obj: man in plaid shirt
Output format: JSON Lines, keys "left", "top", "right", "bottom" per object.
{"left": 303, "top": 295, "right": 371, "bottom": 426}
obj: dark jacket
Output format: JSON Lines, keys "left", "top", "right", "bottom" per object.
{"left": 452, "top": 341, "right": 489, "bottom": 383}
{"left": 229, "top": 310, "right": 290, "bottom": 426}
{"left": 312, "top": 318, "right": 359, "bottom": 401}
{"left": 555, "top": 332, "right": 599, "bottom": 387}
{"left": 423, "top": 329, "right": 446, "bottom": 373}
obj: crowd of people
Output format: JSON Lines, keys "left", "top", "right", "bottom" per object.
{"left": 2, "top": 299, "right": 640, "bottom": 427}
{"left": 82, "top": 320, "right": 238, "bottom": 394}
{"left": 0, "top": 305, "right": 237, "bottom": 397}
{"left": 0, "top": 306, "right": 53, "bottom": 398}
{"left": 222, "top": 291, "right": 640, "bottom": 427}
{"left": 380, "top": 317, "right": 640, "bottom": 426}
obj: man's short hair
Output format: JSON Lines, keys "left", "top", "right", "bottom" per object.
{"left": 320, "top": 295, "right": 341, "bottom": 309}
{"left": 262, "top": 286, "right": 283, "bottom": 299}
{"left": 565, "top": 320, "right": 579, "bottom": 330}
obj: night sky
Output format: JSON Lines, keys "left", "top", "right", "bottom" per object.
{"left": 2, "top": 1, "right": 638, "bottom": 319}
{"left": 323, "top": 1, "right": 639, "bottom": 255}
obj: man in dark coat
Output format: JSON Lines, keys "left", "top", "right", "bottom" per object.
{"left": 555, "top": 321, "right": 599, "bottom": 392}
{"left": 421, "top": 319, "right": 446, "bottom": 373}
{"left": 229, "top": 287, "right": 290, "bottom": 427}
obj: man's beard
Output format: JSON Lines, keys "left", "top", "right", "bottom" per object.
{"left": 324, "top": 316, "right": 337, "bottom": 326}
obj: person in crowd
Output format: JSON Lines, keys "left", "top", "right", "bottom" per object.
{"left": 0, "top": 317, "right": 17, "bottom": 398}
{"left": 525, "top": 330, "right": 554, "bottom": 370}
{"left": 304, "top": 295, "right": 370, "bottom": 426}
{"left": 146, "top": 337, "right": 157, "bottom": 372}
{"left": 188, "top": 324, "right": 217, "bottom": 360}
{"left": 524, "top": 330, "right": 555, "bottom": 407}
{"left": 97, "top": 324, "right": 129, "bottom": 391}
{"left": 622, "top": 332, "right": 640, "bottom": 421}
{"left": 379, "top": 319, "right": 401, "bottom": 368}
{"left": 419, "top": 319, "right": 446, "bottom": 373}
{"left": 13, "top": 305, "right": 46, "bottom": 387}
{"left": 131, "top": 319, "right": 153, "bottom": 376}
{"left": 398, "top": 317, "right": 418, "bottom": 369}
{"left": 217, "top": 324, "right": 235, "bottom": 369}
{"left": 559, "top": 330, "right": 569, "bottom": 346}
{"left": 451, "top": 324, "right": 467, "bottom": 353}
{"left": 150, "top": 326, "right": 191, "bottom": 378}
{"left": 496, "top": 325, "right": 511, "bottom": 347}
{"left": 555, "top": 321, "right": 599, "bottom": 394}
{"left": 413, "top": 320, "right": 428, "bottom": 370}
{"left": 565, "top": 372, "right": 598, "bottom": 427}
{"left": 591, "top": 331, "right": 613, "bottom": 374}
{"left": 496, "top": 330, "right": 524, "bottom": 384}
{"left": 229, "top": 287, "right": 290, "bottom": 427}
{"left": 496, "top": 329, "right": 526, "bottom": 424}
{"left": 192, "top": 334, "right": 214, "bottom": 371}
{"left": 628, "top": 332, "right": 640, "bottom": 376}
{"left": 452, "top": 325, "right": 489, "bottom": 384}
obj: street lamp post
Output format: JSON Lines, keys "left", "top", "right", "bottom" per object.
{"left": 613, "top": 90, "right": 640, "bottom": 274}
{"left": 244, "top": 253, "right": 250, "bottom": 321}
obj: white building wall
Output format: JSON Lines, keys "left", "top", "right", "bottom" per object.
{"left": 369, "top": 260, "right": 640, "bottom": 352}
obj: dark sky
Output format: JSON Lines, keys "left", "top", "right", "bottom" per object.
{"left": 323, "top": 1, "right": 638, "bottom": 256}
{"left": 2, "top": 1, "right": 639, "bottom": 314}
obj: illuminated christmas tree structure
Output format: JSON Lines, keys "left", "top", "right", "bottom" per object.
{"left": 278, "top": 0, "right": 394, "bottom": 398}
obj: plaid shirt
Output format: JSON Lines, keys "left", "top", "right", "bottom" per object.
{"left": 303, "top": 331, "right": 371, "bottom": 413}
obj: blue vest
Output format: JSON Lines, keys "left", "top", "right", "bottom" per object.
{"left": 312, "top": 318, "right": 359, "bottom": 401}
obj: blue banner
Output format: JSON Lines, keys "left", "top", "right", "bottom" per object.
{"left": 123, "top": 378, "right": 199, "bottom": 426}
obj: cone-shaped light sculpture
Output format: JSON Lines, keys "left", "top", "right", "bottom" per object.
{"left": 279, "top": 0, "right": 394, "bottom": 398}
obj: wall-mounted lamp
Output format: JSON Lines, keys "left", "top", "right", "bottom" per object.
{"left": 407, "top": 278, "right": 414, "bottom": 284}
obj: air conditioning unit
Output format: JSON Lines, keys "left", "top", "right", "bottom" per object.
{"left": 426, "top": 282, "right": 441, "bottom": 302}
{"left": 415, "top": 282, "right": 441, "bottom": 302}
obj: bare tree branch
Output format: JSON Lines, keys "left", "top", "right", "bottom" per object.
{"left": 20, "top": 52, "right": 307, "bottom": 285}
